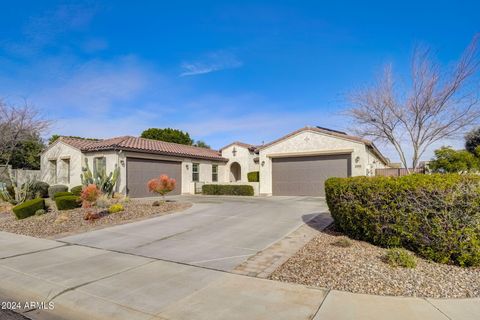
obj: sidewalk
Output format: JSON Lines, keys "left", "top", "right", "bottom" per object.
{"left": 0, "top": 231, "right": 478, "bottom": 320}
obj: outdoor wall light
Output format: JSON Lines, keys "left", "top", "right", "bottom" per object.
{"left": 120, "top": 160, "right": 125, "bottom": 167}
{"left": 261, "top": 161, "right": 265, "bottom": 166}
{"left": 355, "top": 156, "right": 361, "bottom": 163}
{"left": 186, "top": 164, "right": 189, "bottom": 170}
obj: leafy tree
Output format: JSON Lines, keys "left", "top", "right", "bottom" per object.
{"left": 3, "top": 135, "right": 45, "bottom": 170}
{"left": 141, "top": 128, "right": 193, "bottom": 145}
{"left": 465, "top": 127, "right": 480, "bottom": 154}
{"left": 429, "top": 146, "right": 480, "bottom": 173}
{"left": 194, "top": 140, "right": 211, "bottom": 149}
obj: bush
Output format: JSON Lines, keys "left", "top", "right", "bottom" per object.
{"left": 53, "top": 191, "right": 73, "bottom": 199}
{"left": 12, "top": 198, "right": 45, "bottom": 220}
{"left": 70, "top": 185, "right": 83, "bottom": 196}
{"left": 29, "top": 181, "right": 49, "bottom": 198}
{"left": 108, "top": 203, "right": 125, "bottom": 213}
{"left": 202, "top": 184, "right": 254, "bottom": 196}
{"left": 247, "top": 171, "right": 260, "bottom": 182}
{"left": 35, "top": 209, "right": 46, "bottom": 216}
{"left": 55, "top": 195, "right": 82, "bottom": 210}
{"left": 325, "top": 174, "right": 480, "bottom": 267}
{"left": 384, "top": 248, "right": 417, "bottom": 268}
{"left": 48, "top": 185, "right": 68, "bottom": 198}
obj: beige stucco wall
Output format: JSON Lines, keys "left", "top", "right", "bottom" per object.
{"left": 258, "top": 129, "right": 386, "bottom": 195}
{"left": 221, "top": 144, "right": 259, "bottom": 183}
{"left": 40, "top": 141, "right": 83, "bottom": 188}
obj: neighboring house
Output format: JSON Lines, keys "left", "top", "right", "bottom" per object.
{"left": 40, "top": 126, "right": 389, "bottom": 197}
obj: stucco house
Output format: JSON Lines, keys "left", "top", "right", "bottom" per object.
{"left": 40, "top": 126, "right": 388, "bottom": 197}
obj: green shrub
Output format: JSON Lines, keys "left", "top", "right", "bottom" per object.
{"left": 202, "top": 184, "right": 254, "bottom": 196}
{"left": 48, "top": 185, "right": 68, "bottom": 198}
{"left": 35, "top": 209, "right": 46, "bottom": 216}
{"left": 12, "top": 198, "right": 45, "bottom": 220}
{"left": 29, "top": 181, "right": 49, "bottom": 199}
{"left": 247, "top": 171, "right": 260, "bottom": 182}
{"left": 325, "top": 174, "right": 480, "bottom": 267}
{"left": 55, "top": 195, "right": 81, "bottom": 210}
{"left": 331, "top": 237, "right": 353, "bottom": 248}
{"left": 108, "top": 203, "right": 125, "bottom": 213}
{"left": 384, "top": 248, "right": 417, "bottom": 268}
{"left": 53, "top": 191, "right": 73, "bottom": 199}
{"left": 70, "top": 185, "right": 83, "bottom": 196}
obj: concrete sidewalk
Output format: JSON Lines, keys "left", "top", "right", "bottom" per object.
{"left": 0, "top": 232, "right": 478, "bottom": 320}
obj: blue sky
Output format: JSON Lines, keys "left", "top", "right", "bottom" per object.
{"left": 0, "top": 1, "right": 478, "bottom": 161}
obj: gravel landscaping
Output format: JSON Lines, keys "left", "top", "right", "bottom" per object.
{"left": 0, "top": 199, "right": 191, "bottom": 239}
{"left": 269, "top": 226, "right": 480, "bottom": 298}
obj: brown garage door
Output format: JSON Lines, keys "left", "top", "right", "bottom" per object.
{"left": 272, "top": 154, "right": 351, "bottom": 196}
{"left": 127, "top": 158, "right": 182, "bottom": 197}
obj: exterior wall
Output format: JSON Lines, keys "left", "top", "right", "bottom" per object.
{"left": 83, "top": 151, "right": 122, "bottom": 192}
{"left": 366, "top": 149, "right": 389, "bottom": 176}
{"left": 40, "top": 141, "right": 83, "bottom": 188}
{"left": 120, "top": 151, "right": 227, "bottom": 195}
{"left": 221, "top": 145, "right": 259, "bottom": 183}
{"left": 258, "top": 130, "right": 383, "bottom": 195}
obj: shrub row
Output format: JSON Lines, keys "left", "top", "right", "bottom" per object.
{"left": 55, "top": 195, "right": 82, "bottom": 210}
{"left": 70, "top": 185, "right": 83, "bottom": 196}
{"left": 202, "top": 184, "right": 254, "bottom": 196}
{"left": 12, "top": 198, "right": 45, "bottom": 220}
{"left": 325, "top": 174, "right": 480, "bottom": 267}
{"left": 53, "top": 191, "right": 73, "bottom": 199}
{"left": 247, "top": 171, "right": 260, "bottom": 182}
{"left": 48, "top": 185, "right": 68, "bottom": 198}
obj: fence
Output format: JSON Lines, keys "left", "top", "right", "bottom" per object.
{"left": 375, "top": 167, "right": 426, "bottom": 177}
{"left": 0, "top": 166, "right": 41, "bottom": 186}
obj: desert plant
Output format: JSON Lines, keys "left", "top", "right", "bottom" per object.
{"left": 55, "top": 195, "right": 81, "bottom": 210}
{"left": 108, "top": 203, "right": 124, "bottom": 213}
{"left": 70, "top": 185, "right": 83, "bottom": 196}
{"left": 202, "top": 184, "right": 254, "bottom": 196}
{"left": 28, "top": 181, "right": 49, "bottom": 199}
{"left": 12, "top": 198, "right": 45, "bottom": 220}
{"left": 80, "top": 184, "right": 102, "bottom": 208}
{"left": 80, "top": 158, "right": 119, "bottom": 197}
{"left": 384, "top": 248, "right": 417, "bottom": 268}
{"left": 247, "top": 171, "right": 260, "bottom": 182}
{"left": 147, "top": 175, "right": 176, "bottom": 199}
{"left": 48, "top": 185, "right": 68, "bottom": 198}
{"left": 35, "top": 209, "right": 46, "bottom": 216}
{"left": 95, "top": 195, "right": 111, "bottom": 209}
{"left": 331, "top": 237, "right": 353, "bottom": 248}
{"left": 325, "top": 174, "right": 480, "bottom": 267}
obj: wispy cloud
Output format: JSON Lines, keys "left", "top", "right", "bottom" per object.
{"left": 180, "top": 51, "right": 243, "bottom": 76}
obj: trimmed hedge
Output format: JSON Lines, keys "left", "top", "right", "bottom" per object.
{"left": 53, "top": 191, "right": 73, "bottom": 199}
{"left": 29, "top": 181, "right": 50, "bottom": 198}
{"left": 48, "top": 185, "right": 68, "bottom": 198}
{"left": 325, "top": 174, "right": 480, "bottom": 267}
{"left": 12, "top": 198, "right": 45, "bottom": 220}
{"left": 70, "top": 185, "right": 83, "bottom": 196}
{"left": 202, "top": 184, "right": 254, "bottom": 196}
{"left": 55, "top": 195, "right": 82, "bottom": 210}
{"left": 247, "top": 171, "right": 260, "bottom": 182}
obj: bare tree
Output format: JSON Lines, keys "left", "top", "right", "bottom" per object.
{"left": 0, "top": 99, "right": 50, "bottom": 175}
{"left": 347, "top": 34, "right": 480, "bottom": 170}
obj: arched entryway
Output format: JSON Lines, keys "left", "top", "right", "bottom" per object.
{"left": 229, "top": 162, "right": 241, "bottom": 182}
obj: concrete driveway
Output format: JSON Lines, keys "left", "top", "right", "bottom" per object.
{"left": 60, "top": 195, "right": 328, "bottom": 271}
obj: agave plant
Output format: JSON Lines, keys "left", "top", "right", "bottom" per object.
{"left": 80, "top": 159, "right": 119, "bottom": 197}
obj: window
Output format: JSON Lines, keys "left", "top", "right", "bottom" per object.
{"left": 212, "top": 164, "right": 218, "bottom": 182}
{"left": 93, "top": 157, "right": 106, "bottom": 176}
{"left": 49, "top": 160, "right": 57, "bottom": 184}
{"left": 192, "top": 163, "right": 199, "bottom": 182}
{"left": 63, "top": 159, "right": 70, "bottom": 184}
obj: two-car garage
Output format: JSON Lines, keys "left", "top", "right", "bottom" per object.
{"left": 271, "top": 154, "right": 351, "bottom": 196}
{"left": 126, "top": 158, "right": 182, "bottom": 198}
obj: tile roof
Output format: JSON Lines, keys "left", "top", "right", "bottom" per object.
{"left": 58, "top": 136, "right": 227, "bottom": 161}
{"left": 258, "top": 126, "right": 389, "bottom": 165}
{"left": 219, "top": 141, "right": 258, "bottom": 152}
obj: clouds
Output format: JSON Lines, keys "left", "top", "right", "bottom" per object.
{"left": 180, "top": 51, "right": 243, "bottom": 76}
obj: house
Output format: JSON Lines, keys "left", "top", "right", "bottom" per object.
{"left": 40, "top": 126, "right": 389, "bottom": 197}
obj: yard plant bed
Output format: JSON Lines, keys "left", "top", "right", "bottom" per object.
{"left": 0, "top": 199, "right": 191, "bottom": 239}
{"left": 269, "top": 227, "right": 480, "bottom": 298}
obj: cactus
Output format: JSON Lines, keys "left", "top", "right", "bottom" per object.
{"left": 81, "top": 159, "right": 120, "bottom": 197}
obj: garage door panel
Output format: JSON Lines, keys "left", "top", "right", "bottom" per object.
{"left": 272, "top": 154, "right": 351, "bottom": 196}
{"left": 127, "top": 158, "right": 182, "bottom": 198}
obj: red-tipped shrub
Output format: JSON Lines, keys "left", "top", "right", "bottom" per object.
{"left": 148, "top": 175, "right": 176, "bottom": 199}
